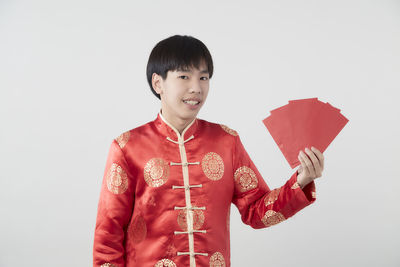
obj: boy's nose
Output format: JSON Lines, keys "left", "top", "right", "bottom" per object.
{"left": 189, "top": 81, "right": 202, "bottom": 94}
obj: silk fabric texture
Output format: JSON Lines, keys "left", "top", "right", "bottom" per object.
{"left": 93, "top": 113, "right": 316, "bottom": 267}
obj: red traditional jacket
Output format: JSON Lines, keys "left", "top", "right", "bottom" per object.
{"left": 93, "top": 112, "right": 316, "bottom": 267}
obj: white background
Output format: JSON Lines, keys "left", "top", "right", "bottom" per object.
{"left": 1, "top": 0, "right": 399, "bottom": 266}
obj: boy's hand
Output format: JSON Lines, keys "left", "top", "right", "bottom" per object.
{"left": 297, "top": 147, "right": 324, "bottom": 189}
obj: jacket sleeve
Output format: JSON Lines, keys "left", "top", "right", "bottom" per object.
{"left": 93, "top": 139, "right": 135, "bottom": 267}
{"left": 231, "top": 134, "right": 316, "bottom": 229}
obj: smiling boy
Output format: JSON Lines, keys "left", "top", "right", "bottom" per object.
{"left": 152, "top": 62, "right": 209, "bottom": 134}
{"left": 93, "top": 35, "right": 324, "bottom": 267}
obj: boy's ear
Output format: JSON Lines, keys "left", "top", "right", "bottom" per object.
{"left": 152, "top": 73, "right": 162, "bottom": 95}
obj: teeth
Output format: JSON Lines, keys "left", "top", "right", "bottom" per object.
{"left": 183, "top": 100, "right": 199, "bottom": 105}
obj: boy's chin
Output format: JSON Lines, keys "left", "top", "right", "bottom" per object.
{"left": 180, "top": 109, "right": 200, "bottom": 120}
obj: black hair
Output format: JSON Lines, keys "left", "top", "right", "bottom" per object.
{"left": 146, "top": 35, "right": 214, "bottom": 100}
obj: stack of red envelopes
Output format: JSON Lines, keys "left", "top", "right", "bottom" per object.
{"left": 262, "top": 98, "right": 349, "bottom": 168}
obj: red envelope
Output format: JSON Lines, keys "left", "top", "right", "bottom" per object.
{"left": 263, "top": 98, "right": 348, "bottom": 168}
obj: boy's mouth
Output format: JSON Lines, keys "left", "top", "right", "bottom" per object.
{"left": 183, "top": 99, "right": 200, "bottom": 106}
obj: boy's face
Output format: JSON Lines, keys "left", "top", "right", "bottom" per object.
{"left": 153, "top": 61, "right": 210, "bottom": 126}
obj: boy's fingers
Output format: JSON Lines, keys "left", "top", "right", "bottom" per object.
{"left": 305, "top": 148, "right": 322, "bottom": 177}
{"left": 297, "top": 155, "right": 305, "bottom": 173}
{"left": 300, "top": 150, "right": 316, "bottom": 177}
{"left": 311, "top": 146, "right": 324, "bottom": 170}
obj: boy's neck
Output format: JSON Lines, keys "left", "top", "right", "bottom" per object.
{"left": 159, "top": 110, "right": 195, "bottom": 135}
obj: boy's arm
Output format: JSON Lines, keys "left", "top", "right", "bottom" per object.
{"left": 231, "top": 134, "right": 316, "bottom": 229}
{"left": 93, "top": 140, "right": 135, "bottom": 267}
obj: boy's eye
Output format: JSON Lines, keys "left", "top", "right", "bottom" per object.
{"left": 179, "top": 75, "right": 209, "bottom": 80}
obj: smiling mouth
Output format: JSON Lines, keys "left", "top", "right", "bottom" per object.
{"left": 183, "top": 100, "right": 200, "bottom": 106}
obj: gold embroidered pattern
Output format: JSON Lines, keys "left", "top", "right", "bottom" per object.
{"left": 101, "top": 264, "right": 117, "bottom": 267}
{"left": 264, "top": 188, "right": 281, "bottom": 206}
{"left": 106, "top": 163, "right": 128, "bottom": 194}
{"left": 261, "top": 210, "right": 286, "bottom": 227}
{"left": 291, "top": 182, "right": 300, "bottom": 189}
{"left": 202, "top": 152, "right": 224, "bottom": 181}
{"left": 154, "top": 259, "right": 177, "bottom": 267}
{"left": 129, "top": 215, "right": 147, "bottom": 243}
{"left": 220, "top": 124, "right": 238, "bottom": 136}
{"left": 234, "top": 166, "right": 258, "bottom": 192}
{"left": 209, "top": 252, "right": 226, "bottom": 267}
{"left": 177, "top": 209, "right": 205, "bottom": 231}
{"left": 144, "top": 158, "right": 170, "bottom": 187}
{"left": 115, "top": 131, "right": 130, "bottom": 148}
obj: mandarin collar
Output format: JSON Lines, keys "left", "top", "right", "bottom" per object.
{"left": 153, "top": 111, "right": 198, "bottom": 141}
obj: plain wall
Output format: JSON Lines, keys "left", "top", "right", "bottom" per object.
{"left": 1, "top": 0, "right": 399, "bottom": 266}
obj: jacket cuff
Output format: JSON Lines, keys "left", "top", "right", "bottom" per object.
{"left": 290, "top": 171, "right": 316, "bottom": 203}
{"left": 280, "top": 171, "right": 316, "bottom": 216}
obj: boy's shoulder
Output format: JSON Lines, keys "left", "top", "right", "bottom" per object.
{"left": 197, "top": 118, "right": 239, "bottom": 137}
{"left": 112, "top": 120, "right": 153, "bottom": 149}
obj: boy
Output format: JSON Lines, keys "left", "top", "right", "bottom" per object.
{"left": 93, "top": 35, "right": 324, "bottom": 267}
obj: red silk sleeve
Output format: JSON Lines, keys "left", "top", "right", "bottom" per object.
{"left": 93, "top": 140, "right": 136, "bottom": 267}
{"left": 231, "top": 134, "right": 316, "bottom": 229}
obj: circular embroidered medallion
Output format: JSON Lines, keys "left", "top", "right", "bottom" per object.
{"left": 129, "top": 215, "right": 147, "bottom": 243}
{"left": 106, "top": 163, "right": 128, "bottom": 194}
{"left": 220, "top": 124, "right": 238, "bottom": 136}
{"left": 202, "top": 152, "right": 224, "bottom": 181}
{"left": 261, "top": 210, "right": 286, "bottom": 227}
{"left": 210, "top": 252, "right": 226, "bottom": 267}
{"left": 144, "top": 158, "right": 170, "bottom": 187}
{"left": 264, "top": 188, "right": 281, "bottom": 206}
{"left": 234, "top": 166, "right": 258, "bottom": 192}
{"left": 115, "top": 131, "right": 130, "bottom": 148}
{"left": 154, "top": 259, "right": 176, "bottom": 267}
{"left": 177, "top": 209, "right": 205, "bottom": 231}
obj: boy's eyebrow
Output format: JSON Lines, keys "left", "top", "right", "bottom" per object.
{"left": 177, "top": 68, "right": 209, "bottom": 74}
